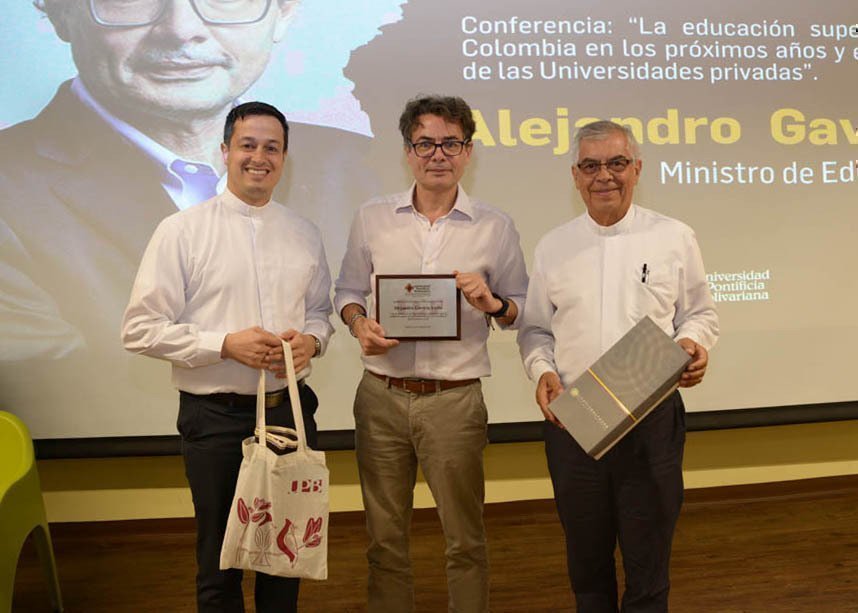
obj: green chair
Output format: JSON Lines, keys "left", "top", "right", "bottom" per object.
{"left": 0, "top": 411, "right": 63, "bottom": 612}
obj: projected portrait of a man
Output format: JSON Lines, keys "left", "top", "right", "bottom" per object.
{"left": 0, "top": 0, "right": 402, "bottom": 437}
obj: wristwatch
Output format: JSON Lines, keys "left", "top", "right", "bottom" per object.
{"left": 311, "top": 335, "right": 321, "bottom": 357}
{"left": 488, "top": 292, "right": 510, "bottom": 318}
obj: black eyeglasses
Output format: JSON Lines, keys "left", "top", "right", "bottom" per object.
{"left": 576, "top": 156, "right": 633, "bottom": 175}
{"left": 89, "top": 0, "right": 273, "bottom": 27}
{"left": 409, "top": 140, "right": 471, "bottom": 158}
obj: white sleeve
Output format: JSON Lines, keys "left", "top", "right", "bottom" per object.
{"left": 673, "top": 229, "right": 719, "bottom": 350}
{"left": 302, "top": 235, "right": 335, "bottom": 355}
{"left": 489, "top": 216, "right": 529, "bottom": 330}
{"left": 120, "top": 217, "right": 226, "bottom": 368}
{"left": 333, "top": 208, "right": 373, "bottom": 318}
{"left": 517, "top": 246, "right": 558, "bottom": 382}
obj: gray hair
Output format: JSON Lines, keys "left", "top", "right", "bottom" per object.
{"left": 571, "top": 120, "right": 641, "bottom": 161}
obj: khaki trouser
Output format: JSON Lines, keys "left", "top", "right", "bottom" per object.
{"left": 354, "top": 371, "right": 490, "bottom": 613}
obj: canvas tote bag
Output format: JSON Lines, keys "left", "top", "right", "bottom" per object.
{"left": 219, "top": 339, "right": 329, "bottom": 579}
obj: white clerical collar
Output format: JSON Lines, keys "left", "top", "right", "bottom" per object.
{"left": 220, "top": 188, "right": 273, "bottom": 216}
{"left": 585, "top": 204, "right": 637, "bottom": 236}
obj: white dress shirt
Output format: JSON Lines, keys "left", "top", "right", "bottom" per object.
{"left": 334, "top": 184, "right": 528, "bottom": 380}
{"left": 122, "top": 189, "right": 334, "bottom": 394}
{"left": 518, "top": 204, "right": 719, "bottom": 387}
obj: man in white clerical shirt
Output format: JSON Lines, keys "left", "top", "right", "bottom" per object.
{"left": 518, "top": 120, "right": 719, "bottom": 613}
{"left": 122, "top": 102, "right": 333, "bottom": 612}
{"left": 334, "top": 95, "right": 529, "bottom": 612}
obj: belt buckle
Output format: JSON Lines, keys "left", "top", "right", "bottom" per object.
{"left": 264, "top": 389, "right": 285, "bottom": 408}
{"left": 403, "top": 378, "right": 439, "bottom": 394}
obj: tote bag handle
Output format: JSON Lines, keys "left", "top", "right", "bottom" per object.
{"left": 254, "top": 338, "right": 307, "bottom": 453}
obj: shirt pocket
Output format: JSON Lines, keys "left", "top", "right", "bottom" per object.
{"left": 631, "top": 260, "right": 678, "bottom": 322}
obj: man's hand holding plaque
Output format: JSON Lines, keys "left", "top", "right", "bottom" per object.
{"left": 352, "top": 314, "right": 400, "bottom": 356}
{"left": 454, "top": 271, "right": 500, "bottom": 312}
{"left": 454, "top": 270, "right": 518, "bottom": 327}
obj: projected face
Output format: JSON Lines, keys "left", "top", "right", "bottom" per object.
{"left": 405, "top": 114, "right": 473, "bottom": 196}
{"left": 47, "top": 0, "right": 294, "bottom": 119}
{"left": 221, "top": 114, "right": 286, "bottom": 206}
{"left": 573, "top": 131, "right": 642, "bottom": 227}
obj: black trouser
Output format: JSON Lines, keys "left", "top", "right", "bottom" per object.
{"left": 545, "top": 391, "right": 685, "bottom": 613}
{"left": 178, "top": 384, "right": 319, "bottom": 613}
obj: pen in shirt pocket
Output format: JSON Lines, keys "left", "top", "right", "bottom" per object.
{"left": 641, "top": 263, "right": 649, "bottom": 283}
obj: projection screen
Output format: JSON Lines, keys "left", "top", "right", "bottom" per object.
{"left": 1, "top": 0, "right": 856, "bottom": 445}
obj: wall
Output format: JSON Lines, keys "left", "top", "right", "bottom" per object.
{"left": 36, "top": 420, "right": 858, "bottom": 522}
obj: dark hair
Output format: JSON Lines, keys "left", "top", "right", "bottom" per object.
{"left": 223, "top": 101, "right": 289, "bottom": 148}
{"left": 398, "top": 95, "right": 476, "bottom": 144}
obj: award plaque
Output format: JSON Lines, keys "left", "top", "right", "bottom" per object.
{"left": 375, "top": 274, "right": 461, "bottom": 340}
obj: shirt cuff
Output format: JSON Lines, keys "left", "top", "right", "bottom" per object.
{"left": 530, "top": 359, "right": 558, "bottom": 384}
{"left": 198, "top": 331, "right": 228, "bottom": 361}
{"left": 674, "top": 327, "right": 713, "bottom": 351}
{"left": 303, "top": 322, "right": 333, "bottom": 356}
{"left": 333, "top": 291, "right": 368, "bottom": 320}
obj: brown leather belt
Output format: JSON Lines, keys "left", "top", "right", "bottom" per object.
{"left": 368, "top": 370, "right": 478, "bottom": 394}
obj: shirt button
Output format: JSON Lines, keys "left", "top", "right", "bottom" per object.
{"left": 183, "top": 164, "right": 199, "bottom": 174}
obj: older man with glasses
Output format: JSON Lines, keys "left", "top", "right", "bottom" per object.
{"left": 335, "top": 95, "right": 528, "bottom": 612}
{"left": 518, "top": 120, "right": 719, "bottom": 613}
